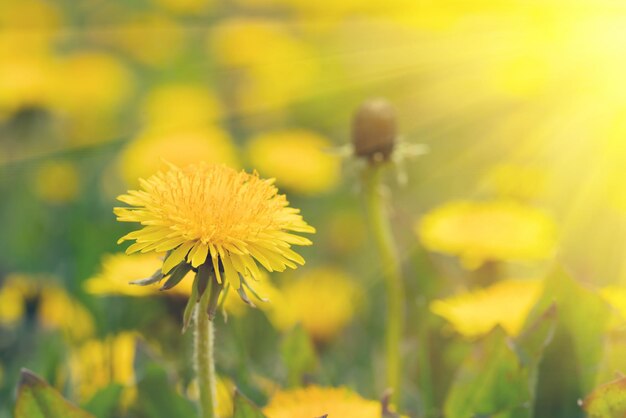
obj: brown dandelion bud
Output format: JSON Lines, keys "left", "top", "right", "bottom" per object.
{"left": 352, "top": 99, "right": 397, "bottom": 163}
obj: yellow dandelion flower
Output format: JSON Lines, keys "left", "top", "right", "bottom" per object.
{"left": 114, "top": 163, "right": 315, "bottom": 302}
{"left": 430, "top": 279, "right": 543, "bottom": 338}
{"left": 70, "top": 332, "right": 137, "bottom": 404}
{"left": 417, "top": 199, "right": 557, "bottom": 269}
{"left": 263, "top": 386, "right": 381, "bottom": 418}
{"left": 140, "top": 84, "right": 223, "bottom": 132}
{"left": 38, "top": 286, "right": 94, "bottom": 342}
{"left": 246, "top": 130, "right": 339, "bottom": 195}
{"left": 119, "top": 127, "right": 239, "bottom": 186}
{"left": 34, "top": 160, "right": 80, "bottom": 204}
{"left": 268, "top": 267, "right": 360, "bottom": 342}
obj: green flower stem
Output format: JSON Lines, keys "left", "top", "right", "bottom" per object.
{"left": 195, "top": 273, "right": 218, "bottom": 418}
{"left": 363, "top": 163, "right": 405, "bottom": 405}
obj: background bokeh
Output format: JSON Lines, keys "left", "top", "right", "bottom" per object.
{"left": 2, "top": 1, "right": 626, "bottom": 417}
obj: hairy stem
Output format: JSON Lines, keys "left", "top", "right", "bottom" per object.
{"left": 194, "top": 275, "right": 217, "bottom": 418}
{"left": 363, "top": 163, "right": 405, "bottom": 406}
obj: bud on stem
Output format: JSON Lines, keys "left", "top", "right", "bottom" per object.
{"left": 352, "top": 99, "right": 397, "bottom": 163}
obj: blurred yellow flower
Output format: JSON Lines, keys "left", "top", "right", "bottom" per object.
{"left": 53, "top": 51, "right": 133, "bottom": 116}
{"left": 34, "top": 161, "right": 80, "bottom": 204}
{"left": 0, "top": 49, "right": 57, "bottom": 117}
{"left": 85, "top": 253, "right": 193, "bottom": 297}
{"left": 0, "top": 282, "right": 25, "bottom": 326}
{"left": 209, "top": 19, "right": 317, "bottom": 114}
{"left": 263, "top": 386, "right": 381, "bottom": 418}
{"left": 268, "top": 267, "right": 359, "bottom": 342}
{"left": 430, "top": 279, "right": 543, "bottom": 338}
{"left": 417, "top": 200, "right": 557, "bottom": 269}
{"left": 140, "top": 83, "right": 223, "bottom": 131}
{"left": 118, "top": 127, "right": 239, "bottom": 186}
{"left": 70, "top": 332, "right": 137, "bottom": 404}
{"left": 115, "top": 163, "right": 315, "bottom": 298}
{"left": 38, "top": 286, "right": 94, "bottom": 342}
{"left": 246, "top": 130, "right": 339, "bottom": 194}
{"left": 0, "top": 0, "right": 62, "bottom": 52}
{"left": 221, "top": 272, "right": 279, "bottom": 317}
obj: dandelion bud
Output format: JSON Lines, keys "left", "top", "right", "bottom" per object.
{"left": 352, "top": 99, "right": 397, "bottom": 163}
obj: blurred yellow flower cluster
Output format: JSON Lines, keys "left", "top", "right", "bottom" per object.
{"left": 417, "top": 200, "right": 557, "bottom": 269}
{"left": 118, "top": 82, "right": 238, "bottom": 186}
{"left": 69, "top": 332, "right": 138, "bottom": 404}
{"left": 86, "top": 254, "right": 359, "bottom": 342}
{"left": 209, "top": 19, "right": 318, "bottom": 115}
{"left": 0, "top": 273, "right": 93, "bottom": 342}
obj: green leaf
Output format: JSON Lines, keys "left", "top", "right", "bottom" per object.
{"left": 529, "top": 267, "right": 611, "bottom": 393}
{"left": 233, "top": 389, "right": 268, "bottom": 418}
{"left": 581, "top": 376, "right": 626, "bottom": 418}
{"left": 280, "top": 324, "right": 318, "bottom": 387}
{"left": 134, "top": 364, "right": 196, "bottom": 418}
{"left": 82, "top": 384, "right": 124, "bottom": 418}
{"left": 15, "top": 369, "right": 95, "bottom": 418}
{"left": 444, "top": 304, "right": 557, "bottom": 418}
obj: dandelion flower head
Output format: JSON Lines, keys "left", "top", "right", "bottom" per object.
{"left": 263, "top": 386, "right": 381, "bottom": 418}
{"left": 114, "top": 163, "right": 315, "bottom": 295}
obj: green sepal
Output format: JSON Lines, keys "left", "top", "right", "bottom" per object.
{"left": 160, "top": 262, "right": 192, "bottom": 291}
{"left": 129, "top": 268, "right": 163, "bottom": 286}
{"left": 182, "top": 273, "right": 200, "bottom": 333}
